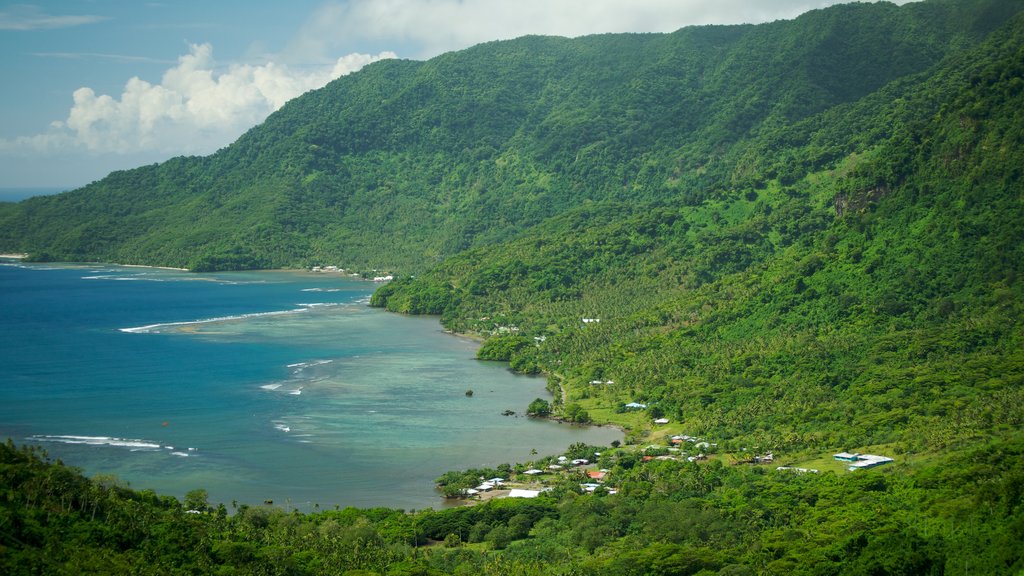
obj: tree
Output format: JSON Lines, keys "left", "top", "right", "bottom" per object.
{"left": 563, "top": 403, "right": 591, "bottom": 423}
{"left": 184, "top": 488, "right": 210, "bottom": 512}
{"left": 527, "top": 398, "right": 551, "bottom": 417}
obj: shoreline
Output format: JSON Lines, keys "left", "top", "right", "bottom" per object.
{"left": 4, "top": 261, "right": 626, "bottom": 509}
{"left": 1, "top": 258, "right": 398, "bottom": 283}
{"left": 118, "top": 263, "right": 190, "bottom": 272}
{"left": 16, "top": 256, "right": 622, "bottom": 434}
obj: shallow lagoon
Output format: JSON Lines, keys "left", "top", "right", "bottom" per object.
{"left": 0, "top": 263, "right": 620, "bottom": 510}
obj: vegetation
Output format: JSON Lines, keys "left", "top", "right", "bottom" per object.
{"left": 2, "top": 0, "right": 1024, "bottom": 573}
{"left": 2, "top": 0, "right": 1019, "bottom": 273}
{"left": 3, "top": 435, "right": 1023, "bottom": 575}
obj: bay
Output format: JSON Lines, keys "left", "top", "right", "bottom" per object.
{"left": 0, "top": 261, "right": 620, "bottom": 510}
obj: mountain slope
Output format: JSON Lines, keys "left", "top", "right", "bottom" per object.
{"left": 373, "top": 6, "right": 1024, "bottom": 454}
{"left": 1, "top": 0, "right": 1019, "bottom": 271}
{"left": 2, "top": 1, "right": 1024, "bottom": 573}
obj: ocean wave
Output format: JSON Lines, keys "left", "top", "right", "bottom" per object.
{"left": 82, "top": 274, "right": 146, "bottom": 281}
{"left": 1, "top": 263, "right": 61, "bottom": 270}
{"left": 29, "top": 435, "right": 201, "bottom": 457}
{"left": 288, "top": 359, "right": 333, "bottom": 371}
{"left": 29, "top": 434, "right": 162, "bottom": 450}
{"left": 119, "top": 307, "right": 310, "bottom": 334}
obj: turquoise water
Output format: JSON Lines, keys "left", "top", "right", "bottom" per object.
{"left": 0, "top": 262, "right": 620, "bottom": 510}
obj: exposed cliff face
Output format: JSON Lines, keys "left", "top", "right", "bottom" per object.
{"left": 834, "top": 185, "right": 890, "bottom": 217}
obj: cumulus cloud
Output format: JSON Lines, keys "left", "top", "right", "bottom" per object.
{"left": 29, "top": 44, "right": 395, "bottom": 155}
{"left": 0, "top": 5, "right": 107, "bottom": 30}
{"left": 290, "top": 0, "right": 917, "bottom": 60}
{"left": 3, "top": 0, "right": 917, "bottom": 165}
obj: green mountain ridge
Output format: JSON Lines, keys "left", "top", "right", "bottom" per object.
{"left": 2, "top": 0, "right": 1024, "bottom": 573}
{"left": 372, "top": 1, "right": 1024, "bottom": 454}
{"left": 2, "top": 0, "right": 1018, "bottom": 271}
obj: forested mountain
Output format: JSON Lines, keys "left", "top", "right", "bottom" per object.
{"left": 0, "top": 0, "right": 1019, "bottom": 271}
{"left": 374, "top": 0, "right": 1024, "bottom": 451}
{"left": 3, "top": 0, "right": 1024, "bottom": 573}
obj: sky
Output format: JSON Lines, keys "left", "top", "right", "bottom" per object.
{"left": 0, "top": 0, "right": 916, "bottom": 192}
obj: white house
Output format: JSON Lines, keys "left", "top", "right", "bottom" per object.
{"left": 508, "top": 489, "right": 540, "bottom": 498}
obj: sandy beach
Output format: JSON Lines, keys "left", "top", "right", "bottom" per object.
{"left": 0, "top": 253, "right": 28, "bottom": 259}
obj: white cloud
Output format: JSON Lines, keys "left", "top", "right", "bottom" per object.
{"left": 0, "top": 5, "right": 107, "bottom": 30}
{"left": 1, "top": 0, "right": 919, "bottom": 171}
{"left": 22, "top": 44, "right": 395, "bottom": 156}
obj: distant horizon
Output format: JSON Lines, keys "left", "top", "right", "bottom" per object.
{"left": 0, "top": 186, "right": 68, "bottom": 202}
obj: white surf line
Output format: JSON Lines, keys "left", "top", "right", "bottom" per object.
{"left": 119, "top": 307, "right": 311, "bottom": 333}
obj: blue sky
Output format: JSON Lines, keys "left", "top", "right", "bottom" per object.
{"left": 0, "top": 1, "right": 915, "bottom": 191}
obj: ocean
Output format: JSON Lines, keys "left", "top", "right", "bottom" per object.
{"left": 0, "top": 261, "right": 620, "bottom": 510}
{"left": 0, "top": 187, "right": 66, "bottom": 202}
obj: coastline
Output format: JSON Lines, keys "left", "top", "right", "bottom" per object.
{"left": 440, "top": 326, "right": 630, "bottom": 436}
{"left": 10, "top": 259, "right": 627, "bottom": 437}
{"left": 2, "top": 261, "right": 626, "bottom": 509}
{"left": 118, "top": 263, "right": 190, "bottom": 272}
{"left": 0, "top": 257, "right": 189, "bottom": 271}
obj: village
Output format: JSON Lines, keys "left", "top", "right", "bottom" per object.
{"left": 442, "top": 411, "right": 895, "bottom": 504}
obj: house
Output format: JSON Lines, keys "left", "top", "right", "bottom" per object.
{"left": 848, "top": 455, "right": 894, "bottom": 470}
{"left": 475, "top": 482, "right": 494, "bottom": 492}
{"left": 776, "top": 467, "right": 819, "bottom": 474}
{"left": 834, "top": 452, "right": 895, "bottom": 470}
{"left": 587, "top": 470, "right": 607, "bottom": 481}
{"left": 625, "top": 402, "right": 647, "bottom": 410}
{"left": 508, "top": 489, "right": 540, "bottom": 498}
{"left": 571, "top": 458, "right": 589, "bottom": 466}
{"left": 523, "top": 469, "right": 544, "bottom": 475}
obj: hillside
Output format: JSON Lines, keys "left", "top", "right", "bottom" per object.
{"left": 1, "top": 0, "right": 1020, "bottom": 271}
{"left": 373, "top": 2, "right": 1024, "bottom": 455}
{"left": 2, "top": 0, "right": 1024, "bottom": 573}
